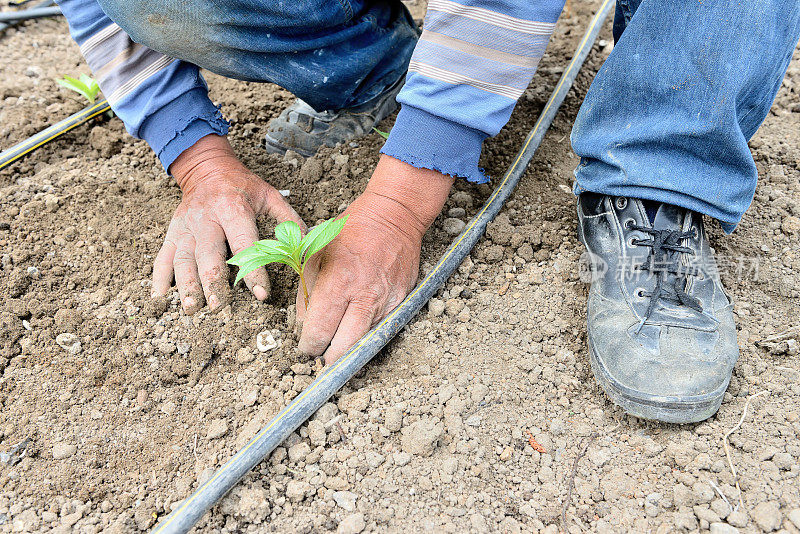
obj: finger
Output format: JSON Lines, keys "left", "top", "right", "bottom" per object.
{"left": 264, "top": 187, "right": 307, "bottom": 233}
{"left": 173, "top": 236, "right": 205, "bottom": 315}
{"left": 321, "top": 300, "right": 376, "bottom": 365}
{"left": 219, "top": 213, "right": 270, "bottom": 301}
{"left": 194, "top": 222, "right": 232, "bottom": 312}
{"left": 297, "top": 274, "right": 349, "bottom": 358}
{"left": 152, "top": 237, "right": 176, "bottom": 297}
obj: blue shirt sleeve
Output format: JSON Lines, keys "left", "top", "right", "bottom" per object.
{"left": 57, "top": 0, "right": 229, "bottom": 171}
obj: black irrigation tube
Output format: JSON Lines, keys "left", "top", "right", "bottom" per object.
{"left": 0, "top": 4, "right": 60, "bottom": 23}
{"left": 151, "top": 1, "right": 614, "bottom": 532}
{"left": 0, "top": 99, "right": 111, "bottom": 172}
{"left": 0, "top": 0, "right": 55, "bottom": 32}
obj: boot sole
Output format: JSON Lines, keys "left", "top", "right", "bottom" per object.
{"left": 587, "top": 327, "right": 726, "bottom": 424}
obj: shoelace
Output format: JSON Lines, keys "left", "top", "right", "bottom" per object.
{"left": 629, "top": 224, "right": 703, "bottom": 331}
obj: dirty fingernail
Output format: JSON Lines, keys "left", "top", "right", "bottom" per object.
{"left": 253, "top": 285, "right": 267, "bottom": 301}
{"left": 184, "top": 296, "right": 196, "bottom": 310}
{"left": 208, "top": 294, "right": 220, "bottom": 310}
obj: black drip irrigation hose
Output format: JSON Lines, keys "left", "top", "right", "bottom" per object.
{"left": 151, "top": 1, "right": 614, "bottom": 532}
{"left": 0, "top": 4, "right": 60, "bottom": 23}
{"left": 0, "top": 99, "right": 111, "bottom": 172}
{"left": 0, "top": 0, "right": 55, "bottom": 32}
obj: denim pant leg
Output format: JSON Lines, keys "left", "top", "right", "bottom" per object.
{"left": 96, "top": 0, "right": 419, "bottom": 112}
{"left": 571, "top": 0, "right": 800, "bottom": 232}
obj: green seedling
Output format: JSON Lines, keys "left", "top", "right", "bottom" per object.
{"left": 372, "top": 127, "right": 390, "bottom": 139}
{"left": 227, "top": 216, "right": 349, "bottom": 309}
{"left": 56, "top": 74, "right": 101, "bottom": 104}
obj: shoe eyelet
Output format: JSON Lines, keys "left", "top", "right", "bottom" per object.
{"left": 691, "top": 226, "right": 699, "bottom": 239}
{"left": 624, "top": 218, "right": 636, "bottom": 230}
{"left": 615, "top": 197, "right": 628, "bottom": 210}
{"left": 635, "top": 287, "right": 646, "bottom": 298}
{"left": 628, "top": 236, "right": 637, "bottom": 247}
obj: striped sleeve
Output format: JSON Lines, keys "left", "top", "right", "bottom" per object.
{"left": 382, "top": 0, "right": 565, "bottom": 183}
{"left": 57, "top": 0, "right": 229, "bottom": 170}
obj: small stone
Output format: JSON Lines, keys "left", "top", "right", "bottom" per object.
{"left": 752, "top": 501, "right": 781, "bottom": 532}
{"left": 709, "top": 523, "right": 739, "bottom": 534}
{"left": 136, "top": 390, "right": 149, "bottom": 406}
{"left": 384, "top": 407, "right": 403, "bottom": 432}
{"left": 428, "top": 298, "right": 445, "bottom": 317}
{"left": 787, "top": 509, "right": 800, "bottom": 529}
{"left": 726, "top": 510, "right": 748, "bottom": 528}
{"left": 442, "top": 218, "right": 466, "bottom": 236}
{"left": 452, "top": 191, "right": 474, "bottom": 209}
{"left": 157, "top": 341, "right": 176, "bottom": 354}
{"left": 337, "top": 512, "right": 366, "bottom": 534}
{"left": 442, "top": 456, "right": 458, "bottom": 475}
{"left": 499, "top": 446, "right": 513, "bottom": 461}
{"left": 285, "top": 480, "right": 311, "bottom": 502}
{"left": 299, "top": 157, "right": 324, "bottom": 183}
{"left": 465, "top": 415, "right": 481, "bottom": 427}
{"left": 206, "top": 419, "right": 228, "bottom": 440}
{"left": 332, "top": 491, "right": 358, "bottom": 512}
{"left": 256, "top": 331, "right": 278, "bottom": 352}
{"left": 307, "top": 420, "right": 327, "bottom": 447}
{"left": 52, "top": 443, "right": 77, "bottom": 460}
{"left": 288, "top": 442, "right": 311, "bottom": 463}
{"left": 401, "top": 418, "right": 443, "bottom": 457}
{"left": 313, "top": 403, "right": 339, "bottom": 425}
{"left": 242, "top": 389, "right": 259, "bottom": 407}
{"left": 236, "top": 347, "right": 256, "bottom": 364}
{"left": 394, "top": 451, "right": 412, "bottom": 466}
{"left": 55, "top": 333, "right": 81, "bottom": 355}
{"left": 674, "top": 510, "right": 698, "bottom": 531}
{"left": 161, "top": 401, "right": 177, "bottom": 415}
{"left": 448, "top": 207, "right": 466, "bottom": 218}
{"left": 782, "top": 215, "right": 800, "bottom": 235}
{"left": 691, "top": 481, "right": 714, "bottom": 504}
{"left": 365, "top": 451, "right": 385, "bottom": 468}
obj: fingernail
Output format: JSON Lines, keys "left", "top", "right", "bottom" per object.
{"left": 253, "top": 285, "right": 267, "bottom": 301}
{"left": 208, "top": 294, "right": 220, "bottom": 310}
{"left": 184, "top": 296, "right": 196, "bottom": 310}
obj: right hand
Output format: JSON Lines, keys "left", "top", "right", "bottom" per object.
{"left": 152, "top": 134, "right": 306, "bottom": 314}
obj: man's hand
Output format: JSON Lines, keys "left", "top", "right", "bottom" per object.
{"left": 153, "top": 134, "right": 305, "bottom": 314}
{"left": 297, "top": 155, "right": 454, "bottom": 364}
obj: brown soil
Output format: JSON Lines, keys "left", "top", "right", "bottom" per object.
{"left": 1, "top": 1, "right": 799, "bottom": 533}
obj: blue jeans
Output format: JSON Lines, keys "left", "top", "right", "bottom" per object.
{"left": 96, "top": 0, "right": 419, "bottom": 112}
{"left": 572, "top": 0, "right": 800, "bottom": 232}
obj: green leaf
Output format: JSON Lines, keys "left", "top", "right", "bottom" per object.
{"left": 274, "top": 221, "right": 302, "bottom": 249}
{"left": 57, "top": 74, "right": 100, "bottom": 103}
{"left": 372, "top": 127, "right": 390, "bottom": 139}
{"left": 300, "top": 215, "right": 348, "bottom": 264}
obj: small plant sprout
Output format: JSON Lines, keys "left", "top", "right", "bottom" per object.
{"left": 227, "top": 216, "right": 349, "bottom": 309}
{"left": 372, "top": 127, "right": 390, "bottom": 139}
{"left": 56, "top": 74, "right": 101, "bottom": 104}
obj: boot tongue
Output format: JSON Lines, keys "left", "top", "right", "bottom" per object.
{"left": 651, "top": 202, "right": 686, "bottom": 231}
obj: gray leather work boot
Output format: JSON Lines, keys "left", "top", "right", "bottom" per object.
{"left": 264, "top": 77, "right": 404, "bottom": 157}
{"left": 577, "top": 193, "right": 738, "bottom": 423}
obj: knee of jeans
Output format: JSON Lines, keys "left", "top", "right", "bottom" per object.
{"left": 96, "top": 0, "right": 218, "bottom": 61}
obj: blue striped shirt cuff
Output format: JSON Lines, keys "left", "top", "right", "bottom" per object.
{"left": 138, "top": 87, "right": 230, "bottom": 171}
{"left": 381, "top": 104, "right": 489, "bottom": 183}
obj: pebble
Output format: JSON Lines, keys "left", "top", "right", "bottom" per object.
{"left": 427, "top": 298, "right": 445, "bottom": 317}
{"left": 307, "top": 420, "right": 327, "bottom": 447}
{"left": 442, "top": 218, "right": 466, "bottom": 236}
{"left": 394, "top": 451, "right": 411, "bottom": 467}
{"left": 752, "top": 501, "right": 781, "bottom": 532}
{"left": 442, "top": 457, "right": 458, "bottom": 475}
{"left": 448, "top": 207, "right": 466, "bottom": 218}
{"left": 337, "top": 512, "right": 366, "bottom": 534}
{"left": 256, "top": 331, "right": 278, "bottom": 352}
{"left": 161, "top": 401, "right": 177, "bottom": 415}
{"left": 709, "top": 523, "right": 739, "bottom": 534}
{"left": 499, "top": 447, "right": 513, "bottom": 461}
{"left": 365, "top": 451, "right": 385, "bottom": 468}
{"left": 401, "top": 418, "right": 443, "bottom": 457}
{"left": 384, "top": 407, "right": 403, "bottom": 432}
{"left": 206, "top": 419, "right": 228, "bottom": 440}
{"left": 52, "top": 443, "right": 77, "bottom": 460}
{"left": 285, "top": 480, "right": 311, "bottom": 502}
{"left": 332, "top": 491, "right": 358, "bottom": 512}
{"left": 726, "top": 510, "right": 748, "bottom": 528}
{"left": 788, "top": 509, "right": 800, "bottom": 529}
{"left": 236, "top": 347, "right": 256, "bottom": 364}
{"left": 313, "top": 403, "right": 339, "bottom": 425}
{"left": 288, "top": 442, "right": 311, "bottom": 463}
{"left": 55, "top": 333, "right": 81, "bottom": 355}
{"left": 242, "top": 389, "right": 259, "bottom": 407}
